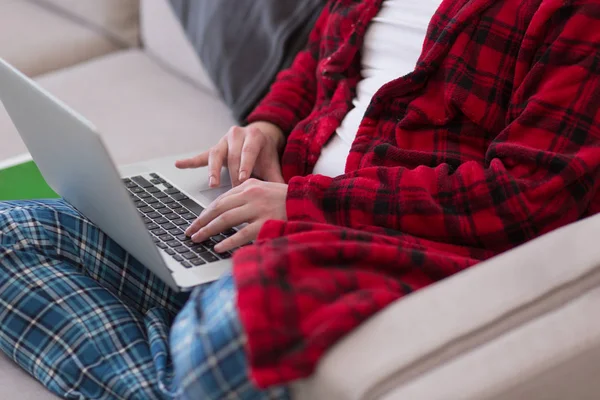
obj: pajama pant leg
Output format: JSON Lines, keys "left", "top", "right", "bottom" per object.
{"left": 0, "top": 200, "right": 289, "bottom": 400}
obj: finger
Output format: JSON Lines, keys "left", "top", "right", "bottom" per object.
{"left": 213, "top": 224, "right": 259, "bottom": 253}
{"left": 208, "top": 140, "right": 228, "bottom": 187}
{"left": 185, "top": 190, "right": 246, "bottom": 237}
{"left": 227, "top": 129, "right": 244, "bottom": 187}
{"left": 175, "top": 152, "right": 209, "bottom": 169}
{"left": 191, "top": 205, "right": 253, "bottom": 244}
{"left": 263, "top": 166, "right": 285, "bottom": 183}
{"left": 238, "top": 128, "right": 265, "bottom": 183}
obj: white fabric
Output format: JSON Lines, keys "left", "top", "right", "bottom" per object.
{"left": 312, "top": 0, "right": 442, "bottom": 177}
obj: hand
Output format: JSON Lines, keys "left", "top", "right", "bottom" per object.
{"left": 175, "top": 122, "right": 286, "bottom": 187}
{"left": 185, "top": 179, "right": 288, "bottom": 252}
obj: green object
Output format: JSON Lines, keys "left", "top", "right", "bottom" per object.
{"left": 0, "top": 161, "right": 59, "bottom": 200}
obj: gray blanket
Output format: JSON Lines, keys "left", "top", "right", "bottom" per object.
{"left": 170, "top": 0, "right": 325, "bottom": 123}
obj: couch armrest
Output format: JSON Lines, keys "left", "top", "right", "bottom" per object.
{"left": 292, "top": 213, "right": 600, "bottom": 400}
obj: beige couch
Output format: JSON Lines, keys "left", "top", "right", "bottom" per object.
{"left": 1, "top": 1, "right": 600, "bottom": 399}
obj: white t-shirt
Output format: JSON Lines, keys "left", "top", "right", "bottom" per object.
{"left": 312, "top": 0, "right": 443, "bottom": 178}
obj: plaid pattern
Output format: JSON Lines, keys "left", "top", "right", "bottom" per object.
{"left": 0, "top": 200, "right": 289, "bottom": 399}
{"left": 241, "top": 0, "right": 600, "bottom": 387}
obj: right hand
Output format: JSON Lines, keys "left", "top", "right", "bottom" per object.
{"left": 175, "top": 122, "right": 285, "bottom": 187}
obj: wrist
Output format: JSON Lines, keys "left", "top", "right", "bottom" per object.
{"left": 247, "top": 121, "right": 285, "bottom": 153}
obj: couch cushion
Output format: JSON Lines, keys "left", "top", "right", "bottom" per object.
{"left": 0, "top": 49, "right": 235, "bottom": 165}
{"left": 0, "top": 0, "right": 139, "bottom": 77}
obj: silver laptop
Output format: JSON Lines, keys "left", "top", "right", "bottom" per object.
{"left": 0, "top": 58, "right": 234, "bottom": 292}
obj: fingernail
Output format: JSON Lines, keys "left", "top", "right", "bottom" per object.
{"left": 238, "top": 171, "right": 247, "bottom": 181}
{"left": 209, "top": 176, "right": 216, "bottom": 187}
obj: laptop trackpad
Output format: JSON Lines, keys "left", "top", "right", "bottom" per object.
{"left": 199, "top": 185, "right": 231, "bottom": 203}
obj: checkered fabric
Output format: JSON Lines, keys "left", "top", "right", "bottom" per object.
{"left": 0, "top": 200, "right": 289, "bottom": 400}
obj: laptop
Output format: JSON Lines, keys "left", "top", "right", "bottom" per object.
{"left": 0, "top": 58, "right": 235, "bottom": 292}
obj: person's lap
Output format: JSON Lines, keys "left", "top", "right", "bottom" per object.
{"left": 0, "top": 199, "right": 288, "bottom": 399}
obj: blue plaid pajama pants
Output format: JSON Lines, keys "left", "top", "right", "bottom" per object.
{"left": 0, "top": 200, "right": 289, "bottom": 400}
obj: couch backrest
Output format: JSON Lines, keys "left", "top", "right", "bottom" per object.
{"left": 139, "top": 0, "right": 217, "bottom": 95}
{"left": 41, "top": 0, "right": 140, "bottom": 47}
{"left": 0, "top": 0, "right": 140, "bottom": 77}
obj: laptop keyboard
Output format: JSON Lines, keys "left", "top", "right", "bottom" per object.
{"left": 123, "top": 173, "right": 237, "bottom": 269}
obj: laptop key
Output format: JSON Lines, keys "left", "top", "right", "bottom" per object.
{"left": 181, "top": 262, "right": 192, "bottom": 268}
{"left": 172, "top": 207, "right": 187, "bottom": 215}
{"left": 165, "top": 248, "right": 175, "bottom": 256}
{"left": 200, "top": 240, "right": 215, "bottom": 250}
{"left": 157, "top": 242, "right": 167, "bottom": 249}
{"left": 155, "top": 192, "right": 168, "bottom": 199}
{"left": 163, "top": 197, "right": 176, "bottom": 205}
{"left": 146, "top": 197, "right": 159, "bottom": 205}
{"left": 147, "top": 212, "right": 161, "bottom": 219}
{"left": 140, "top": 206, "right": 154, "bottom": 214}
{"left": 171, "top": 193, "right": 189, "bottom": 201}
{"left": 150, "top": 178, "right": 162, "bottom": 185}
{"left": 181, "top": 213, "right": 197, "bottom": 221}
{"left": 211, "top": 235, "right": 226, "bottom": 243}
{"left": 175, "top": 233, "right": 189, "bottom": 242}
{"left": 165, "top": 188, "right": 180, "bottom": 195}
{"left": 158, "top": 208, "right": 172, "bottom": 215}
{"left": 138, "top": 192, "right": 151, "bottom": 199}
{"left": 178, "top": 198, "right": 205, "bottom": 215}
{"left": 147, "top": 187, "right": 160, "bottom": 194}
{"left": 168, "top": 202, "right": 183, "bottom": 210}
{"left": 132, "top": 187, "right": 145, "bottom": 194}
{"left": 164, "top": 182, "right": 174, "bottom": 189}
{"left": 164, "top": 213, "right": 179, "bottom": 221}
{"left": 161, "top": 222, "right": 176, "bottom": 230}
{"left": 167, "top": 227, "right": 181, "bottom": 234}
{"left": 218, "top": 251, "right": 232, "bottom": 259}
{"left": 199, "top": 252, "right": 219, "bottom": 263}
{"left": 154, "top": 217, "right": 168, "bottom": 224}
{"left": 158, "top": 233, "right": 171, "bottom": 241}
{"left": 223, "top": 228, "right": 237, "bottom": 237}
{"left": 190, "top": 244, "right": 206, "bottom": 254}
{"left": 173, "top": 254, "right": 183, "bottom": 261}
{"left": 182, "top": 252, "right": 197, "bottom": 260}
{"left": 175, "top": 247, "right": 188, "bottom": 254}
{"left": 166, "top": 240, "right": 181, "bottom": 248}
{"left": 173, "top": 219, "right": 188, "bottom": 226}
{"left": 147, "top": 224, "right": 160, "bottom": 232}
{"left": 132, "top": 176, "right": 153, "bottom": 188}
{"left": 134, "top": 200, "right": 146, "bottom": 208}
{"left": 142, "top": 217, "right": 151, "bottom": 224}
{"left": 190, "top": 258, "right": 206, "bottom": 266}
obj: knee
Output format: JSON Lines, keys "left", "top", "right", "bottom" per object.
{"left": 0, "top": 200, "right": 72, "bottom": 241}
{"left": 170, "top": 275, "right": 247, "bottom": 399}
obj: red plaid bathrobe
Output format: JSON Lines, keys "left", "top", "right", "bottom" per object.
{"left": 235, "top": 0, "right": 600, "bottom": 387}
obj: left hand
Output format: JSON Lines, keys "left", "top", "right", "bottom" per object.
{"left": 185, "top": 178, "right": 288, "bottom": 253}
